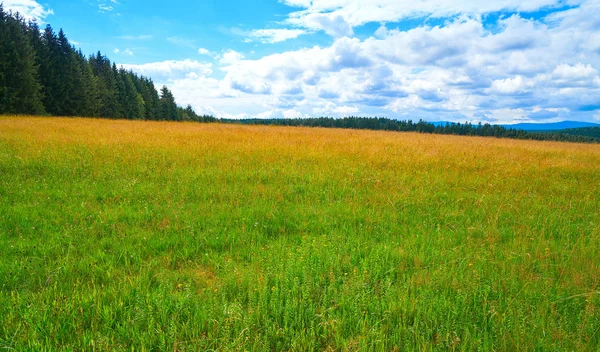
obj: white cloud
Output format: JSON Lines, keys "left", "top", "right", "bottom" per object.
{"left": 151, "top": 2, "right": 600, "bottom": 122}
{"left": 364, "top": 18, "right": 483, "bottom": 67}
{"left": 280, "top": 0, "right": 584, "bottom": 36}
{"left": 219, "top": 50, "right": 245, "bottom": 65}
{"left": 484, "top": 108, "right": 529, "bottom": 124}
{"left": 288, "top": 13, "right": 353, "bottom": 37}
{"left": 490, "top": 76, "right": 532, "bottom": 94}
{"left": 114, "top": 48, "right": 135, "bottom": 56}
{"left": 198, "top": 48, "right": 212, "bottom": 56}
{"left": 248, "top": 29, "right": 308, "bottom": 43}
{"left": 120, "top": 60, "right": 213, "bottom": 81}
{"left": 3, "top": 0, "right": 53, "bottom": 21}
{"left": 374, "top": 23, "right": 388, "bottom": 38}
{"left": 552, "top": 63, "right": 598, "bottom": 82}
{"left": 315, "top": 103, "right": 359, "bottom": 115}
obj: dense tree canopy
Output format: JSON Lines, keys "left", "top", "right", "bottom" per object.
{"left": 554, "top": 127, "right": 600, "bottom": 139}
{"left": 0, "top": 5, "right": 214, "bottom": 122}
{"left": 227, "top": 117, "right": 600, "bottom": 144}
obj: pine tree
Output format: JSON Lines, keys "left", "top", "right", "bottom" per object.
{"left": 75, "top": 50, "right": 99, "bottom": 116}
{"left": 56, "top": 29, "right": 80, "bottom": 116}
{"left": 0, "top": 10, "right": 44, "bottom": 114}
{"left": 90, "top": 52, "right": 119, "bottom": 118}
{"left": 120, "top": 69, "right": 144, "bottom": 119}
{"left": 39, "top": 25, "right": 62, "bottom": 115}
{"left": 144, "top": 78, "right": 161, "bottom": 120}
{"left": 159, "top": 86, "right": 177, "bottom": 120}
{"left": 0, "top": 4, "right": 8, "bottom": 112}
{"left": 1, "top": 9, "right": 210, "bottom": 121}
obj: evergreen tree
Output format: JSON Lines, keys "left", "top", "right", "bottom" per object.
{"left": 55, "top": 28, "right": 78, "bottom": 116}
{"left": 184, "top": 105, "right": 196, "bottom": 121}
{"left": 145, "top": 79, "right": 161, "bottom": 120}
{"left": 120, "top": 69, "right": 144, "bottom": 119}
{"left": 0, "top": 4, "right": 9, "bottom": 112}
{"left": 0, "top": 10, "right": 44, "bottom": 114}
{"left": 38, "top": 25, "right": 62, "bottom": 114}
{"left": 89, "top": 52, "right": 119, "bottom": 118}
{"left": 0, "top": 9, "right": 211, "bottom": 121}
{"left": 159, "top": 86, "right": 177, "bottom": 120}
{"left": 75, "top": 50, "right": 100, "bottom": 116}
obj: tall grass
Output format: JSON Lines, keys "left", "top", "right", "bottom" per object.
{"left": 1, "top": 116, "right": 599, "bottom": 350}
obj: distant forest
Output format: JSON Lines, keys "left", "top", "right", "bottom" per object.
{"left": 554, "top": 127, "right": 600, "bottom": 139}
{"left": 229, "top": 117, "right": 600, "bottom": 144}
{"left": 1, "top": 5, "right": 598, "bottom": 144}
{"left": 0, "top": 5, "right": 215, "bottom": 122}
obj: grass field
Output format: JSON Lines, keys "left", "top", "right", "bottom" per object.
{"left": 1, "top": 116, "right": 600, "bottom": 351}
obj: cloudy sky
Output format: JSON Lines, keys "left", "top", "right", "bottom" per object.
{"left": 5, "top": 0, "right": 600, "bottom": 123}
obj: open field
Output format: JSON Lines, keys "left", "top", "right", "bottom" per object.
{"left": 1, "top": 116, "right": 600, "bottom": 350}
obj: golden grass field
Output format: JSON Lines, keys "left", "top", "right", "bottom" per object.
{"left": 1, "top": 116, "right": 600, "bottom": 350}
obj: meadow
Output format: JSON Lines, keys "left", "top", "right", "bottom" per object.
{"left": 1, "top": 116, "right": 600, "bottom": 351}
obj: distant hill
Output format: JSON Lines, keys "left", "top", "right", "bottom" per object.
{"left": 502, "top": 121, "right": 600, "bottom": 131}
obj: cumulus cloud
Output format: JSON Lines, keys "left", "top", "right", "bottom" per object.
{"left": 490, "top": 76, "right": 533, "bottom": 94}
{"left": 3, "top": 0, "right": 53, "bottom": 21}
{"left": 288, "top": 13, "right": 354, "bottom": 37}
{"left": 218, "top": 50, "right": 245, "bottom": 65}
{"left": 550, "top": 63, "right": 599, "bottom": 87}
{"left": 119, "top": 60, "right": 213, "bottom": 81}
{"left": 154, "top": 1, "right": 600, "bottom": 123}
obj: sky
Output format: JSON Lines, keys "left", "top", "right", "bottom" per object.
{"left": 4, "top": 0, "right": 600, "bottom": 123}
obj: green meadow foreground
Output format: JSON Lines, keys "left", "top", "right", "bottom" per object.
{"left": 1, "top": 116, "right": 600, "bottom": 351}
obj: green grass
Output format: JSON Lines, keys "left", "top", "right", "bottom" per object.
{"left": 1, "top": 116, "right": 600, "bottom": 350}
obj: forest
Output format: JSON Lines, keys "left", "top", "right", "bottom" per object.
{"left": 0, "top": 5, "right": 214, "bottom": 122}
{"left": 554, "top": 127, "right": 600, "bottom": 139}
{"left": 230, "top": 117, "right": 600, "bottom": 143}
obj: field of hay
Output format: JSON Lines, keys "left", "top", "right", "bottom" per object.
{"left": 1, "top": 116, "right": 600, "bottom": 350}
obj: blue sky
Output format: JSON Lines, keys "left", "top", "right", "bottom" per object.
{"left": 5, "top": 0, "right": 600, "bottom": 123}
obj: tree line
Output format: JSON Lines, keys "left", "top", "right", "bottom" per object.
{"left": 227, "top": 117, "right": 600, "bottom": 144}
{"left": 554, "top": 127, "right": 600, "bottom": 139}
{"left": 0, "top": 5, "right": 215, "bottom": 122}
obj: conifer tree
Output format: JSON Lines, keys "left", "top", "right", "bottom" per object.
{"left": 0, "top": 10, "right": 44, "bottom": 114}
{"left": 74, "top": 50, "right": 99, "bottom": 116}
{"left": 89, "top": 53, "right": 119, "bottom": 118}
{"left": 38, "top": 25, "right": 62, "bottom": 115}
{"left": 159, "top": 86, "right": 177, "bottom": 120}
{"left": 0, "top": 4, "right": 8, "bottom": 112}
{"left": 0, "top": 8, "right": 212, "bottom": 121}
{"left": 144, "top": 79, "right": 161, "bottom": 120}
